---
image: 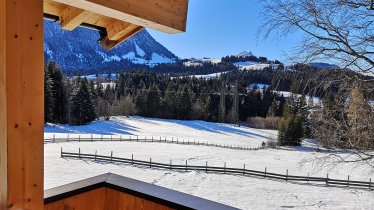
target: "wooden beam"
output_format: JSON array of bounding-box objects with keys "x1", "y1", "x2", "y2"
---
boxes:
[
  {"x1": 60, "y1": 6, "x2": 92, "y2": 30},
  {"x1": 51, "y1": 0, "x2": 189, "y2": 34},
  {"x1": 0, "y1": 0, "x2": 44, "y2": 209},
  {"x1": 100, "y1": 26, "x2": 143, "y2": 50},
  {"x1": 106, "y1": 20, "x2": 133, "y2": 41}
]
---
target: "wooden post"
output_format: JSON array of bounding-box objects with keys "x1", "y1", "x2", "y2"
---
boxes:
[
  {"x1": 0, "y1": 0, "x2": 44, "y2": 209},
  {"x1": 94, "y1": 151, "x2": 97, "y2": 161},
  {"x1": 307, "y1": 173, "x2": 309, "y2": 184},
  {"x1": 347, "y1": 175, "x2": 350, "y2": 187},
  {"x1": 286, "y1": 169, "x2": 289, "y2": 181},
  {"x1": 369, "y1": 178, "x2": 371, "y2": 190},
  {"x1": 185, "y1": 160, "x2": 187, "y2": 172},
  {"x1": 206, "y1": 161, "x2": 208, "y2": 173},
  {"x1": 150, "y1": 158, "x2": 152, "y2": 168},
  {"x1": 131, "y1": 154, "x2": 134, "y2": 165},
  {"x1": 79, "y1": 148, "x2": 81, "y2": 159},
  {"x1": 265, "y1": 167, "x2": 267, "y2": 178},
  {"x1": 326, "y1": 173, "x2": 329, "y2": 185},
  {"x1": 170, "y1": 160, "x2": 172, "y2": 170},
  {"x1": 243, "y1": 164, "x2": 245, "y2": 175},
  {"x1": 110, "y1": 151, "x2": 113, "y2": 162}
]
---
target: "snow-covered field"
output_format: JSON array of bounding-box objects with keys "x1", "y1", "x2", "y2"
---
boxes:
[{"x1": 45, "y1": 117, "x2": 374, "y2": 210}]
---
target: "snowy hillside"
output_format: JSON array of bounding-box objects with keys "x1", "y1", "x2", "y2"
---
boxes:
[
  {"x1": 44, "y1": 20, "x2": 177, "y2": 73},
  {"x1": 44, "y1": 117, "x2": 374, "y2": 210}
]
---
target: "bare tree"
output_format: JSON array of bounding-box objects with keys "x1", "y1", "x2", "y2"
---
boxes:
[
  {"x1": 258, "y1": 0, "x2": 374, "y2": 72},
  {"x1": 258, "y1": 0, "x2": 374, "y2": 169}
]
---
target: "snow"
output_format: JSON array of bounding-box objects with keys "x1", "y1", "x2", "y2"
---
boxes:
[
  {"x1": 235, "y1": 50, "x2": 254, "y2": 58},
  {"x1": 248, "y1": 83, "x2": 271, "y2": 89},
  {"x1": 44, "y1": 117, "x2": 374, "y2": 209},
  {"x1": 134, "y1": 41, "x2": 146, "y2": 57},
  {"x1": 275, "y1": 91, "x2": 321, "y2": 105},
  {"x1": 149, "y1": 53, "x2": 175, "y2": 65},
  {"x1": 234, "y1": 62, "x2": 278, "y2": 71}
]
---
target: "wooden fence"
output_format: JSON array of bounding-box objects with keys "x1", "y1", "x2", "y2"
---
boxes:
[
  {"x1": 61, "y1": 149, "x2": 373, "y2": 190},
  {"x1": 45, "y1": 134, "x2": 265, "y2": 151}
]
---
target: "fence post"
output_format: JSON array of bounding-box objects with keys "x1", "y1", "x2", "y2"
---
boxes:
[
  {"x1": 307, "y1": 173, "x2": 309, "y2": 184},
  {"x1": 150, "y1": 158, "x2": 152, "y2": 168},
  {"x1": 185, "y1": 160, "x2": 187, "y2": 172},
  {"x1": 206, "y1": 161, "x2": 208, "y2": 173},
  {"x1": 67, "y1": 134, "x2": 69, "y2": 142},
  {"x1": 94, "y1": 150, "x2": 97, "y2": 161},
  {"x1": 326, "y1": 174, "x2": 329, "y2": 185},
  {"x1": 265, "y1": 167, "x2": 267, "y2": 178},
  {"x1": 152, "y1": 136, "x2": 153, "y2": 142},
  {"x1": 369, "y1": 178, "x2": 371, "y2": 190},
  {"x1": 130, "y1": 136, "x2": 131, "y2": 141},
  {"x1": 137, "y1": 136, "x2": 139, "y2": 142},
  {"x1": 79, "y1": 148, "x2": 81, "y2": 159},
  {"x1": 347, "y1": 175, "x2": 350, "y2": 187},
  {"x1": 132, "y1": 154, "x2": 134, "y2": 165},
  {"x1": 170, "y1": 160, "x2": 172, "y2": 170},
  {"x1": 111, "y1": 151, "x2": 113, "y2": 162},
  {"x1": 243, "y1": 164, "x2": 245, "y2": 175},
  {"x1": 111, "y1": 135, "x2": 113, "y2": 141},
  {"x1": 79, "y1": 135, "x2": 81, "y2": 142},
  {"x1": 224, "y1": 162, "x2": 226, "y2": 174},
  {"x1": 53, "y1": 134, "x2": 55, "y2": 143},
  {"x1": 60, "y1": 147, "x2": 63, "y2": 158},
  {"x1": 286, "y1": 169, "x2": 288, "y2": 181},
  {"x1": 120, "y1": 135, "x2": 122, "y2": 141},
  {"x1": 91, "y1": 134, "x2": 93, "y2": 141},
  {"x1": 160, "y1": 136, "x2": 161, "y2": 142}
]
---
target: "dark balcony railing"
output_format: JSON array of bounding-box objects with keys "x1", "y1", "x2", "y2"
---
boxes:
[{"x1": 44, "y1": 173, "x2": 239, "y2": 210}]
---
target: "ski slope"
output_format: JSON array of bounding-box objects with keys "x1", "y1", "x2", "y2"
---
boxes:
[{"x1": 44, "y1": 117, "x2": 374, "y2": 210}]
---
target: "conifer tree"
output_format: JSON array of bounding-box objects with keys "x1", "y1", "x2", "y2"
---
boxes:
[
  {"x1": 44, "y1": 65, "x2": 54, "y2": 123},
  {"x1": 161, "y1": 82, "x2": 176, "y2": 118},
  {"x1": 71, "y1": 77, "x2": 96, "y2": 125},
  {"x1": 176, "y1": 85, "x2": 192, "y2": 120},
  {"x1": 230, "y1": 81, "x2": 239, "y2": 125},
  {"x1": 219, "y1": 83, "x2": 226, "y2": 123},
  {"x1": 146, "y1": 84, "x2": 161, "y2": 117}
]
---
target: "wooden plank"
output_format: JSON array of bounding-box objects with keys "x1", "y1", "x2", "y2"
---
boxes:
[
  {"x1": 0, "y1": 0, "x2": 7, "y2": 208},
  {"x1": 100, "y1": 26, "x2": 143, "y2": 50},
  {"x1": 106, "y1": 20, "x2": 133, "y2": 40},
  {"x1": 60, "y1": 6, "x2": 92, "y2": 30},
  {"x1": 0, "y1": 0, "x2": 44, "y2": 209},
  {"x1": 44, "y1": 188, "x2": 106, "y2": 210},
  {"x1": 51, "y1": 0, "x2": 189, "y2": 33}
]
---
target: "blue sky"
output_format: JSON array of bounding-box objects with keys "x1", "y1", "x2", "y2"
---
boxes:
[{"x1": 148, "y1": 0, "x2": 301, "y2": 61}]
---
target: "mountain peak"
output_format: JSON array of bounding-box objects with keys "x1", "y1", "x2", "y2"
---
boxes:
[{"x1": 235, "y1": 50, "x2": 254, "y2": 58}]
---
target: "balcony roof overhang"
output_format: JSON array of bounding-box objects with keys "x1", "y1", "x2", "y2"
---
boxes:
[{"x1": 43, "y1": 0, "x2": 189, "y2": 50}]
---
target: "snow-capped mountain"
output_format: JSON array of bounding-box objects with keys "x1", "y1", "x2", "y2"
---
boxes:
[
  {"x1": 235, "y1": 50, "x2": 254, "y2": 58},
  {"x1": 44, "y1": 20, "x2": 178, "y2": 73}
]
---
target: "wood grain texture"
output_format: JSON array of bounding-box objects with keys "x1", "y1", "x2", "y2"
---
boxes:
[
  {"x1": 44, "y1": 188, "x2": 175, "y2": 210},
  {"x1": 0, "y1": 0, "x2": 44, "y2": 209},
  {"x1": 51, "y1": 0, "x2": 188, "y2": 33}
]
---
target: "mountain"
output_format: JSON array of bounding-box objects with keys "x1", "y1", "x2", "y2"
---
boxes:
[
  {"x1": 44, "y1": 20, "x2": 178, "y2": 74},
  {"x1": 235, "y1": 50, "x2": 254, "y2": 58}
]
